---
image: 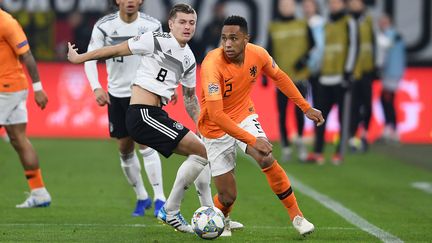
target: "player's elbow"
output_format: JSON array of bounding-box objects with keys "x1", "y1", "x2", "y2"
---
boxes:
[{"x1": 207, "y1": 111, "x2": 221, "y2": 123}]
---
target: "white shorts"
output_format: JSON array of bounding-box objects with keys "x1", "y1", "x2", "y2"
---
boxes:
[
  {"x1": 202, "y1": 114, "x2": 267, "y2": 177},
  {"x1": 0, "y1": 90, "x2": 28, "y2": 125}
]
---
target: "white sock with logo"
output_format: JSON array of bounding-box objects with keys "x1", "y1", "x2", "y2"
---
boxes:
[
  {"x1": 164, "y1": 155, "x2": 208, "y2": 213},
  {"x1": 194, "y1": 164, "x2": 214, "y2": 207},
  {"x1": 139, "y1": 147, "x2": 166, "y2": 201},
  {"x1": 120, "y1": 151, "x2": 148, "y2": 200}
]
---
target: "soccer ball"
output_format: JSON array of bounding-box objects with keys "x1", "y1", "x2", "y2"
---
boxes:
[{"x1": 191, "y1": 206, "x2": 225, "y2": 240}]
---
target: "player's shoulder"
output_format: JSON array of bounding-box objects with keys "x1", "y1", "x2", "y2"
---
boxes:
[
  {"x1": 246, "y1": 43, "x2": 268, "y2": 57},
  {"x1": 0, "y1": 10, "x2": 20, "y2": 29},
  {"x1": 138, "y1": 12, "x2": 161, "y2": 25},
  {"x1": 203, "y1": 47, "x2": 225, "y2": 66},
  {"x1": 95, "y1": 12, "x2": 118, "y2": 27}
]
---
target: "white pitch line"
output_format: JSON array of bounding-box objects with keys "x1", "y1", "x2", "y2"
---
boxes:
[
  {"x1": 239, "y1": 153, "x2": 404, "y2": 243},
  {"x1": 0, "y1": 223, "x2": 355, "y2": 231},
  {"x1": 411, "y1": 182, "x2": 432, "y2": 194}
]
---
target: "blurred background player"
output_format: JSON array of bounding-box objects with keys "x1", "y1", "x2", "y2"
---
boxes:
[
  {"x1": 302, "y1": 0, "x2": 325, "y2": 107},
  {"x1": 84, "y1": 0, "x2": 166, "y2": 217},
  {"x1": 377, "y1": 14, "x2": 406, "y2": 144},
  {"x1": 306, "y1": 0, "x2": 358, "y2": 164},
  {"x1": 347, "y1": 0, "x2": 377, "y2": 152},
  {"x1": 267, "y1": 0, "x2": 315, "y2": 162},
  {"x1": 199, "y1": 15, "x2": 324, "y2": 236},
  {"x1": 0, "y1": 7, "x2": 51, "y2": 208}
]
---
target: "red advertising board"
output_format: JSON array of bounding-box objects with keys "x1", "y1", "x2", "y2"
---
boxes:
[{"x1": 13, "y1": 63, "x2": 432, "y2": 143}]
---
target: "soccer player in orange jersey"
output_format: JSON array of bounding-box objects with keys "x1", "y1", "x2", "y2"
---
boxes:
[
  {"x1": 198, "y1": 15, "x2": 324, "y2": 236},
  {"x1": 0, "y1": 7, "x2": 51, "y2": 208}
]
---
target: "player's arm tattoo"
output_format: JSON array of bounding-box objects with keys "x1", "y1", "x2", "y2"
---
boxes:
[
  {"x1": 19, "y1": 50, "x2": 41, "y2": 84},
  {"x1": 183, "y1": 86, "x2": 200, "y2": 124}
]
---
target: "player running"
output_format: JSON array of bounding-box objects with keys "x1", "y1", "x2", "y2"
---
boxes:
[
  {"x1": 84, "y1": 0, "x2": 166, "y2": 217},
  {"x1": 0, "y1": 7, "x2": 51, "y2": 208},
  {"x1": 68, "y1": 3, "x2": 242, "y2": 234},
  {"x1": 199, "y1": 15, "x2": 324, "y2": 236}
]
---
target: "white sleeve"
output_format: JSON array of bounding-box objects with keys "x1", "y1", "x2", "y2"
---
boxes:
[
  {"x1": 181, "y1": 58, "x2": 196, "y2": 88},
  {"x1": 127, "y1": 32, "x2": 154, "y2": 55},
  {"x1": 156, "y1": 22, "x2": 163, "y2": 32},
  {"x1": 84, "y1": 25, "x2": 106, "y2": 91}
]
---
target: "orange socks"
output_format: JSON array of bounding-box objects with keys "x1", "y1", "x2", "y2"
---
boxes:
[
  {"x1": 213, "y1": 194, "x2": 233, "y2": 217},
  {"x1": 262, "y1": 160, "x2": 302, "y2": 220},
  {"x1": 25, "y1": 169, "x2": 45, "y2": 190}
]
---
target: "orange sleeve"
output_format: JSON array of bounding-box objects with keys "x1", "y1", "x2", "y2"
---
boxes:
[
  {"x1": 4, "y1": 18, "x2": 30, "y2": 55},
  {"x1": 260, "y1": 48, "x2": 311, "y2": 113},
  {"x1": 206, "y1": 100, "x2": 257, "y2": 146},
  {"x1": 201, "y1": 57, "x2": 257, "y2": 146}
]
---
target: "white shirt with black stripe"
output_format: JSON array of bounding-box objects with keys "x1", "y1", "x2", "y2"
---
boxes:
[{"x1": 128, "y1": 32, "x2": 196, "y2": 105}]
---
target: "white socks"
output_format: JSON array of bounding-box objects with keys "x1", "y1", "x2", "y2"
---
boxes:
[
  {"x1": 120, "y1": 151, "x2": 148, "y2": 200},
  {"x1": 139, "y1": 147, "x2": 166, "y2": 201},
  {"x1": 194, "y1": 164, "x2": 214, "y2": 207},
  {"x1": 164, "y1": 155, "x2": 208, "y2": 213}
]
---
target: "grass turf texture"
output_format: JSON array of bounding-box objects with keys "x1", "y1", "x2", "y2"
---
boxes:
[{"x1": 0, "y1": 138, "x2": 431, "y2": 242}]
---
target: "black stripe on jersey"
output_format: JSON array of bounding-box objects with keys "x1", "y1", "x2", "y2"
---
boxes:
[
  {"x1": 96, "y1": 13, "x2": 117, "y2": 26},
  {"x1": 97, "y1": 26, "x2": 109, "y2": 38},
  {"x1": 107, "y1": 36, "x2": 134, "y2": 45},
  {"x1": 184, "y1": 62, "x2": 196, "y2": 75},
  {"x1": 153, "y1": 37, "x2": 184, "y2": 80},
  {"x1": 277, "y1": 186, "x2": 293, "y2": 200}
]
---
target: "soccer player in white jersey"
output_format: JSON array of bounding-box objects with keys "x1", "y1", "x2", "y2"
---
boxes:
[
  {"x1": 84, "y1": 0, "x2": 166, "y2": 217},
  {"x1": 67, "y1": 4, "x2": 244, "y2": 234}
]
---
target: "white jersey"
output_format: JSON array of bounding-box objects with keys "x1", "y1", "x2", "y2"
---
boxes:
[
  {"x1": 86, "y1": 12, "x2": 161, "y2": 97},
  {"x1": 128, "y1": 32, "x2": 196, "y2": 105}
]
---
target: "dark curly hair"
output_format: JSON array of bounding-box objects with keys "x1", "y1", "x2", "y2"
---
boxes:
[{"x1": 223, "y1": 15, "x2": 248, "y2": 34}]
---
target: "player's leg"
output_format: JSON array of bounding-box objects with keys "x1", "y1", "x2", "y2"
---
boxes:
[
  {"x1": 307, "y1": 83, "x2": 331, "y2": 164},
  {"x1": 348, "y1": 80, "x2": 362, "y2": 152},
  {"x1": 333, "y1": 84, "x2": 347, "y2": 164},
  {"x1": 125, "y1": 105, "x2": 208, "y2": 233},
  {"x1": 247, "y1": 146, "x2": 314, "y2": 235},
  {"x1": 276, "y1": 89, "x2": 291, "y2": 162},
  {"x1": 359, "y1": 74, "x2": 373, "y2": 151},
  {"x1": 241, "y1": 114, "x2": 314, "y2": 236},
  {"x1": 203, "y1": 132, "x2": 240, "y2": 234},
  {"x1": 193, "y1": 164, "x2": 213, "y2": 207},
  {"x1": 109, "y1": 94, "x2": 150, "y2": 216},
  {"x1": 156, "y1": 131, "x2": 208, "y2": 233},
  {"x1": 138, "y1": 144, "x2": 166, "y2": 216},
  {"x1": 117, "y1": 137, "x2": 151, "y2": 216},
  {"x1": 294, "y1": 81, "x2": 308, "y2": 161},
  {"x1": 0, "y1": 90, "x2": 51, "y2": 208},
  {"x1": 6, "y1": 123, "x2": 52, "y2": 208}
]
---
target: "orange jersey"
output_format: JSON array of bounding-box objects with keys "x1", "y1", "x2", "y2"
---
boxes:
[
  {"x1": 0, "y1": 9, "x2": 30, "y2": 92},
  {"x1": 199, "y1": 43, "x2": 311, "y2": 145}
]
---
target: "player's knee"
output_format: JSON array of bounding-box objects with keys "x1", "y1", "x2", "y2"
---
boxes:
[
  {"x1": 117, "y1": 137, "x2": 134, "y2": 154},
  {"x1": 219, "y1": 192, "x2": 236, "y2": 207},
  {"x1": 7, "y1": 134, "x2": 26, "y2": 149},
  {"x1": 256, "y1": 154, "x2": 275, "y2": 169}
]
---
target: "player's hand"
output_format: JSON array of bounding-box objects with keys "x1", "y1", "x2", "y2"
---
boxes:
[
  {"x1": 93, "y1": 88, "x2": 110, "y2": 106},
  {"x1": 67, "y1": 42, "x2": 82, "y2": 64},
  {"x1": 305, "y1": 107, "x2": 325, "y2": 126},
  {"x1": 34, "y1": 90, "x2": 48, "y2": 110},
  {"x1": 171, "y1": 89, "x2": 178, "y2": 105},
  {"x1": 253, "y1": 137, "x2": 273, "y2": 156}
]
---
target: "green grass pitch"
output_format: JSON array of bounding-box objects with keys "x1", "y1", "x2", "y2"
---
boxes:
[{"x1": 1, "y1": 138, "x2": 431, "y2": 242}]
